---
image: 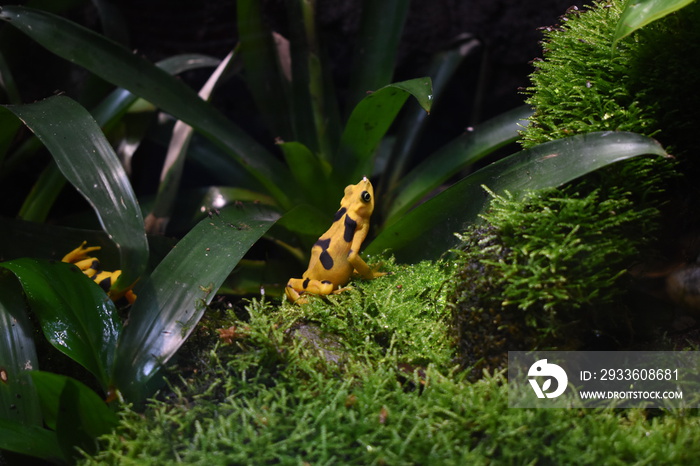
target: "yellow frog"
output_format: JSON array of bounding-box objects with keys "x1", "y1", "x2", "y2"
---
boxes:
[
  {"x1": 62, "y1": 241, "x2": 137, "y2": 304},
  {"x1": 286, "y1": 177, "x2": 385, "y2": 304}
]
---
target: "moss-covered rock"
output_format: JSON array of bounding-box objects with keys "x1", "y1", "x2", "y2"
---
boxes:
[
  {"x1": 521, "y1": 0, "x2": 700, "y2": 158},
  {"x1": 448, "y1": 0, "x2": 700, "y2": 376},
  {"x1": 448, "y1": 187, "x2": 657, "y2": 377}
]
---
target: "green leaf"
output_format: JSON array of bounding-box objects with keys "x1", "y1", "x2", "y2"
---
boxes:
[
  {"x1": 92, "y1": 0, "x2": 129, "y2": 45},
  {"x1": 0, "y1": 259, "x2": 122, "y2": 391},
  {"x1": 237, "y1": 0, "x2": 292, "y2": 140},
  {"x1": 613, "y1": 0, "x2": 696, "y2": 47},
  {"x1": 278, "y1": 141, "x2": 335, "y2": 210},
  {"x1": 0, "y1": 5, "x2": 293, "y2": 207},
  {"x1": 367, "y1": 131, "x2": 668, "y2": 262},
  {"x1": 347, "y1": 0, "x2": 411, "y2": 109},
  {"x1": 2, "y1": 96, "x2": 148, "y2": 291},
  {"x1": 17, "y1": 160, "x2": 66, "y2": 222},
  {"x1": 275, "y1": 203, "x2": 331, "y2": 240},
  {"x1": 0, "y1": 49, "x2": 21, "y2": 105},
  {"x1": 336, "y1": 77, "x2": 433, "y2": 184},
  {"x1": 295, "y1": 0, "x2": 343, "y2": 160},
  {"x1": 0, "y1": 107, "x2": 21, "y2": 167},
  {"x1": 0, "y1": 418, "x2": 63, "y2": 463},
  {"x1": 94, "y1": 53, "x2": 222, "y2": 129},
  {"x1": 7, "y1": 54, "x2": 219, "y2": 222},
  {"x1": 30, "y1": 371, "x2": 118, "y2": 459},
  {"x1": 385, "y1": 35, "x2": 482, "y2": 190},
  {"x1": 147, "y1": 51, "x2": 236, "y2": 235},
  {"x1": 385, "y1": 105, "x2": 532, "y2": 225},
  {"x1": 113, "y1": 204, "x2": 280, "y2": 401},
  {"x1": 0, "y1": 272, "x2": 41, "y2": 425}
]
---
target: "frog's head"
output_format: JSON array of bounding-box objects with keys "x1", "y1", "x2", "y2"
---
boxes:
[{"x1": 341, "y1": 176, "x2": 374, "y2": 219}]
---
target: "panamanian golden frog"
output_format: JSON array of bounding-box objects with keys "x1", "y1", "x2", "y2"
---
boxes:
[
  {"x1": 62, "y1": 241, "x2": 137, "y2": 304},
  {"x1": 286, "y1": 177, "x2": 385, "y2": 304}
]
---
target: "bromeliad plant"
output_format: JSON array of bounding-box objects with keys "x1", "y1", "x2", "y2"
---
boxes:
[{"x1": 0, "y1": 0, "x2": 683, "y2": 462}]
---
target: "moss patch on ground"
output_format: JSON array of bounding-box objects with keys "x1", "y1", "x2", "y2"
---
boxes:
[{"x1": 81, "y1": 260, "x2": 700, "y2": 465}]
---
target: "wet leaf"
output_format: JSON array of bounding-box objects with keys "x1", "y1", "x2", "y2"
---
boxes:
[
  {"x1": 113, "y1": 204, "x2": 280, "y2": 401},
  {"x1": 0, "y1": 272, "x2": 40, "y2": 425},
  {"x1": 0, "y1": 259, "x2": 121, "y2": 391}
]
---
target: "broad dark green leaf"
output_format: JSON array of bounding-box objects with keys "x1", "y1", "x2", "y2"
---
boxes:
[
  {"x1": 0, "y1": 259, "x2": 122, "y2": 391},
  {"x1": 0, "y1": 5, "x2": 293, "y2": 207},
  {"x1": 385, "y1": 105, "x2": 532, "y2": 225},
  {"x1": 94, "y1": 53, "x2": 221, "y2": 129},
  {"x1": 367, "y1": 131, "x2": 668, "y2": 262},
  {"x1": 336, "y1": 77, "x2": 433, "y2": 185},
  {"x1": 613, "y1": 0, "x2": 695, "y2": 47},
  {"x1": 0, "y1": 418, "x2": 63, "y2": 463},
  {"x1": 347, "y1": 0, "x2": 411, "y2": 109},
  {"x1": 30, "y1": 371, "x2": 118, "y2": 459},
  {"x1": 2, "y1": 96, "x2": 148, "y2": 291},
  {"x1": 0, "y1": 272, "x2": 41, "y2": 425},
  {"x1": 113, "y1": 204, "x2": 280, "y2": 401}
]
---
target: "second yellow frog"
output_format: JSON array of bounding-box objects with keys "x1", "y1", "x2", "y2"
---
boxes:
[{"x1": 286, "y1": 177, "x2": 385, "y2": 304}]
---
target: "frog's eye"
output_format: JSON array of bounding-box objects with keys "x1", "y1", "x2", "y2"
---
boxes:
[{"x1": 361, "y1": 191, "x2": 371, "y2": 203}]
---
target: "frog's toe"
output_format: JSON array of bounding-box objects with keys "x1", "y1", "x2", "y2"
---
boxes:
[{"x1": 331, "y1": 285, "x2": 353, "y2": 295}]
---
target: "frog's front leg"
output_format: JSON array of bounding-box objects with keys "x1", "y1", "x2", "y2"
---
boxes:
[
  {"x1": 348, "y1": 252, "x2": 386, "y2": 280},
  {"x1": 347, "y1": 226, "x2": 385, "y2": 280},
  {"x1": 286, "y1": 277, "x2": 336, "y2": 303}
]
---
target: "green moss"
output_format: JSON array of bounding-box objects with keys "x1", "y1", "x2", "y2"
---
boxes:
[
  {"x1": 481, "y1": 187, "x2": 656, "y2": 312},
  {"x1": 521, "y1": 0, "x2": 700, "y2": 159},
  {"x1": 446, "y1": 0, "x2": 700, "y2": 375},
  {"x1": 82, "y1": 262, "x2": 700, "y2": 464},
  {"x1": 448, "y1": 187, "x2": 657, "y2": 378},
  {"x1": 521, "y1": 1, "x2": 656, "y2": 148}
]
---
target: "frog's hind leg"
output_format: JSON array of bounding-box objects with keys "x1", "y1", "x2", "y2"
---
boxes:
[{"x1": 286, "y1": 277, "x2": 337, "y2": 304}]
